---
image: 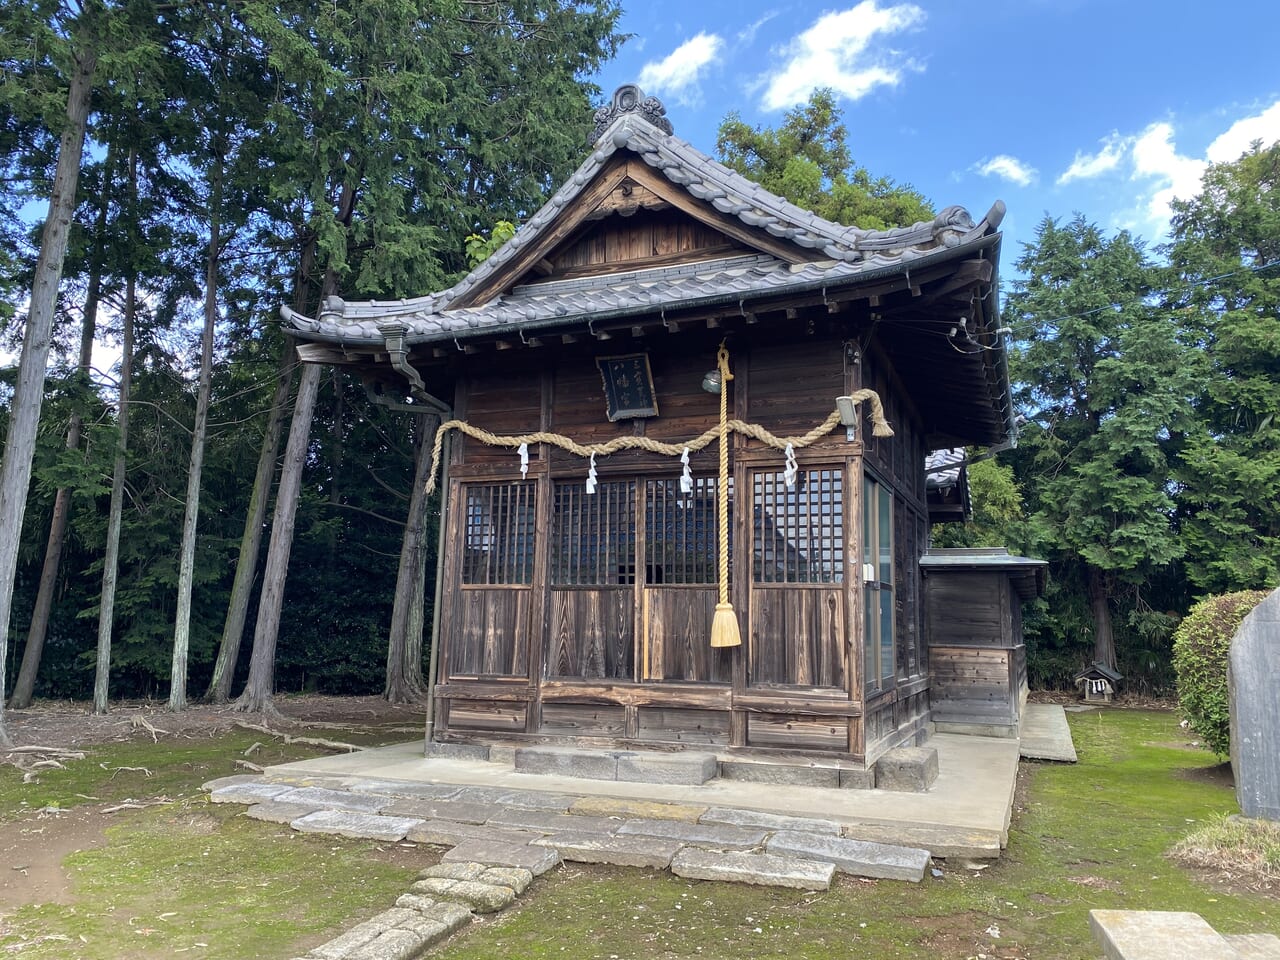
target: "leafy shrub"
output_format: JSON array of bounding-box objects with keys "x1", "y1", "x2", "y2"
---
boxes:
[{"x1": 1171, "y1": 590, "x2": 1269, "y2": 757}]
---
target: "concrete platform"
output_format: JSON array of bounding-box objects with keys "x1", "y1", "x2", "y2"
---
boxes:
[
  {"x1": 1019, "y1": 703, "x2": 1078, "y2": 762},
  {"x1": 263, "y1": 731, "x2": 1020, "y2": 858}
]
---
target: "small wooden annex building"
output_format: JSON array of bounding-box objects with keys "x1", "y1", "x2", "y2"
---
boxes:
[{"x1": 282, "y1": 86, "x2": 1017, "y2": 768}]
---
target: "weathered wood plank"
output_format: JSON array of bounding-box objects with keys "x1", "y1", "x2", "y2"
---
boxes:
[
  {"x1": 636, "y1": 707, "x2": 731, "y2": 745},
  {"x1": 644, "y1": 587, "x2": 731, "y2": 682},
  {"x1": 546, "y1": 587, "x2": 634, "y2": 680},
  {"x1": 449, "y1": 699, "x2": 528, "y2": 733},
  {"x1": 749, "y1": 587, "x2": 847, "y2": 688},
  {"x1": 539, "y1": 702, "x2": 627, "y2": 737},
  {"x1": 747, "y1": 713, "x2": 849, "y2": 752},
  {"x1": 448, "y1": 587, "x2": 530, "y2": 678}
]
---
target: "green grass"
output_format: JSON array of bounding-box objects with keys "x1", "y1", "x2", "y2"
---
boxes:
[
  {"x1": 0, "y1": 731, "x2": 433, "y2": 959},
  {"x1": 441, "y1": 709, "x2": 1277, "y2": 960},
  {"x1": 0, "y1": 732, "x2": 313, "y2": 820},
  {"x1": 1, "y1": 710, "x2": 1274, "y2": 960},
  {"x1": 2, "y1": 804, "x2": 428, "y2": 960}
]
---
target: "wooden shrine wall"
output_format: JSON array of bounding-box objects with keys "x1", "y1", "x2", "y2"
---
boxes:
[{"x1": 435, "y1": 328, "x2": 933, "y2": 763}]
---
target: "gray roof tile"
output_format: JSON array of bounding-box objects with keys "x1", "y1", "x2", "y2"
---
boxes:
[{"x1": 282, "y1": 90, "x2": 1003, "y2": 347}]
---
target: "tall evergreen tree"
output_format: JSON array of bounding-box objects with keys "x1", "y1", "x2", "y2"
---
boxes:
[
  {"x1": 0, "y1": 1, "x2": 102, "y2": 742},
  {"x1": 1006, "y1": 215, "x2": 1195, "y2": 670},
  {"x1": 1166, "y1": 142, "x2": 1280, "y2": 593}
]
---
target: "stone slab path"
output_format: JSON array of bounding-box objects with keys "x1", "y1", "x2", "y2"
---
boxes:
[
  {"x1": 1089, "y1": 910, "x2": 1280, "y2": 960},
  {"x1": 207, "y1": 770, "x2": 943, "y2": 958},
  {"x1": 1019, "y1": 703, "x2": 1078, "y2": 763}
]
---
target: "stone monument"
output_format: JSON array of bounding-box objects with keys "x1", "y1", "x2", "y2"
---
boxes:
[{"x1": 1228, "y1": 587, "x2": 1280, "y2": 820}]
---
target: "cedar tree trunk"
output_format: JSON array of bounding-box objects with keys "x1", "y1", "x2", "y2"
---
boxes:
[{"x1": 0, "y1": 48, "x2": 96, "y2": 744}]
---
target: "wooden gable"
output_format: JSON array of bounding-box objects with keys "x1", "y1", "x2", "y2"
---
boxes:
[{"x1": 451, "y1": 155, "x2": 811, "y2": 308}]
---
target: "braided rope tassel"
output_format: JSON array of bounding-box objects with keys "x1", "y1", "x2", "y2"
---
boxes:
[{"x1": 709, "y1": 341, "x2": 741, "y2": 649}]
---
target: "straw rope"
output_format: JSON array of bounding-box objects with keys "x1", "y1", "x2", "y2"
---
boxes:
[
  {"x1": 708, "y1": 342, "x2": 741, "y2": 646},
  {"x1": 715, "y1": 344, "x2": 732, "y2": 608},
  {"x1": 422, "y1": 388, "x2": 892, "y2": 496}
]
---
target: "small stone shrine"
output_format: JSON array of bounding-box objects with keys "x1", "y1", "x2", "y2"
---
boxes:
[{"x1": 1228, "y1": 587, "x2": 1280, "y2": 820}]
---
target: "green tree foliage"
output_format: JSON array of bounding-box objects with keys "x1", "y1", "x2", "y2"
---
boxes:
[
  {"x1": 1166, "y1": 143, "x2": 1280, "y2": 593},
  {"x1": 1006, "y1": 215, "x2": 1196, "y2": 672},
  {"x1": 930, "y1": 458, "x2": 1025, "y2": 550},
  {"x1": 715, "y1": 89, "x2": 933, "y2": 230},
  {"x1": 466, "y1": 221, "x2": 517, "y2": 269},
  {"x1": 1172, "y1": 590, "x2": 1268, "y2": 757},
  {"x1": 0, "y1": 0, "x2": 623, "y2": 707}
]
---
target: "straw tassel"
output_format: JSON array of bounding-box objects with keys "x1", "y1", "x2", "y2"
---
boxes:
[{"x1": 710, "y1": 341, "x2": 741, "y2": 649}]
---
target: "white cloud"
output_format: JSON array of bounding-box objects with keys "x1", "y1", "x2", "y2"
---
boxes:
[
  {"x1": 1057, "y1": 133, "x2": 1131, "y2": 185},
  {"x1": 760, "y1": 1, "x2": 925, "y2": 111},
  {"x1": 638, "y1": 32, "x2": 723, "y2": 105},
  {"x1": 1057, "y1": 100, "x2": 1280, "y2": 229},
  {"x1": 974, "y1": 155, "x2": 1038, "y2": 187},
  {"x1": 737, "y1": 9, "x2": 780, "y2": 46},
  {"x1": 1131, "y1": 121, "x2": 1209, "y2": 221},
  {"x1": 1206, "y1": 100, "x2": 1280, "y2": 163}
]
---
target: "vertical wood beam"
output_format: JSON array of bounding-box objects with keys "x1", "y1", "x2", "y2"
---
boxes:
[{"x1": 526, "y1": 370, "x2": 554, "y2": 733}]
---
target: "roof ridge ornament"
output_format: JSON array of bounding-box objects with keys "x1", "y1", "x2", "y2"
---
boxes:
[{"x1": 588, "y1": 84, "x2": 673, "y2": 145}]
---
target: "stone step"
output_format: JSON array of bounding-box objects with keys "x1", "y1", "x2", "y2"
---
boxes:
[
  {"x1": 405, "y1": 819, "x2": 543, "y2": 847},
  {"x1": 513, "y1": 746, "x2": 717, "y2": 784},
  {"x1": 615, "y1": 818, "x2": 767, "y2": 851},
  {"x1": 532, "y1": 831, "x2": 684, "y2": 869},
  {"x1": 486, "y1": 809, "x2": 620, "y2": 836},
  {"x1": 243, "y1": 800, "x2": 324, "y2": 824},
  {"x1": 420, "y1": 861, "x2": 534, "y2": 895},
  {"x1": 342, "y1": 779, "x2": 465, "y2": 802},
  {"x1": 1089, "y1": 910, "x2": 1242, "y2": 960},
  {"x1": 699, "y1": 807, "x2": 841, "y2": 836},
  {"x1": 671, "y1": 848, "x2": 834, "y2": 890},
  {"x1": 209, "y1": 780, "x2": 296, "y2": 805},
  {"x1": 873, "y1": 746, "x2": 939, "y2": 792},
  {"x1": 1225, "y1": 934, "x2": 1280, "y2": 960},
  {"x1": 617, "y1": 751, "x2": 717, "y2": 785},
  {"x1": 274, "y1": 786, "x2": 388, "y2": 814},
  {"x1": 290, "y1": 810, "x2": 424, "y2": 842},
  {"x1": 307, "y1": 900, "x2": 470, "y2": 960},
  {"x1": 451, "y1": 786, "x2": 576, "y2": 812},
  {"x1": 841, "y1": 821, "x2": 1003, "y2": 860},
  {"x1": 380, "y1": 797, "x2": 503, "y2": 825},
  {"x1": 765, "y1": 830, "x2": 931, "y2": 882},
  {"x1": 568, "y1": 795, "x2": 705, "y2": 822},
  {"x1": 410, "y1": 877, "x2": 516, "y2": 913},
  {"x1": 442, "y1": 838, "x2": 561, "y2": 875}
]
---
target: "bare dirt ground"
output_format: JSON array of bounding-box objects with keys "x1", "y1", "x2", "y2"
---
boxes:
[
  {"x1": 0, "y1": 805, "x2": 109, "y2": 909},
  {"x1": 2, "y1": 695, "x2": 426, "y2": 751}
]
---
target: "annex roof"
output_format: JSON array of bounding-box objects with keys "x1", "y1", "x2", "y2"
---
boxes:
[
  {"x1": 920, "y1": 548, "x2": 1048, "y2": 601},
  {"x1": 281, "y1": 84, "x2": 1005, "y2": 347}
]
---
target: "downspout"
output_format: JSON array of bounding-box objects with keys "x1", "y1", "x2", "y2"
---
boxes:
[
  {"x1": 423, "y1": 432, "x2": 450, "y2": 752},
  {"x1": 378, "y1": 320, "x2": 451, "y2": 417},
  {"x1": 375, "y1": 320, "x2": 453, "y2": 751}
]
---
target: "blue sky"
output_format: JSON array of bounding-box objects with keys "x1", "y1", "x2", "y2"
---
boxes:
[{"x1": 591, "y1": 0, "x2": 1280, "y2": 268}]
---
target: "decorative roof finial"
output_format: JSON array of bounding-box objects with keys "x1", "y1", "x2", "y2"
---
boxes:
[{"x1": 588, "y1": 84, "x2": 673, "y2": 145}]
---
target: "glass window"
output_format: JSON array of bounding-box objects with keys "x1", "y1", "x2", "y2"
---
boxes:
[
  {"x1": 460, "y1": 482, "x2": 536, "y2": 585},
  {"x1": 645, "y1": 477, "x2": 729, "y2": 585},
  {"x1": 551, "y1": 480, "x2": 636, "y2": 585},
  {"x1": 753, "y1": 469, "x2": 843, "y2": 584},
  {"x1": 863, "y1": 475, "x2": 895, "y2": 691}
]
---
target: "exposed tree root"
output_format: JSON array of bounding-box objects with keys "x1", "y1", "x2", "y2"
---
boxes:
[{"x1": 232, "y1": 721, "x2": 362, "y2": 753}]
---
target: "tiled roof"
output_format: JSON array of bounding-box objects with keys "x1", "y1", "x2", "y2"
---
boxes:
[
  {"x1": 925, "y1": 448, "x2": 967, "y2": 490},
  {"x1": 282, "y1": 86, "x2": 1004, "y2": 347}
]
